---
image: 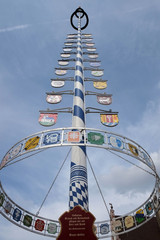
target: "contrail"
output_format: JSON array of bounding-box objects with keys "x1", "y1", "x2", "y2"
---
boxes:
[{"x1": 0, "y1": 24, "x2": 30, "y2": 33}]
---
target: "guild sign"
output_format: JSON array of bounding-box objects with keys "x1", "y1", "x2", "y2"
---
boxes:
[
  {"x1": 128, "y1": 143, "x2": 139, "y2": 157},
  {"x1": 23, "y1": 215, "x2": 32, "y2": 227},
  {"x1": 84, "y1": 38, "x2": 92, "y2": 42},
  {"x1": 88, "y1": 54, "x2": 98, "y2": 59},
  {"x1": 55, "y1": 70, "x2": 67, "y2": 76},
  {"x1": 145, "y1": 201, "x2": 153, "y2": 215},
  {"x1": 47, "y1": 223, "x2": 57, "y2": 234},
  {"x1": 63, "y1": 48, "x2": 72, "y2": 52},
  {"x1": 124, "y1": 216, "x2": 134, "y2": 229},
  {"x1": 57, "y1": 206, "x2": 98, "y2": 240},
  {"x1": 35, "y1": 219, "x2": 45, "y2": 231},
  {"x1": 39, "y1": 113, "x2": 58, "y2": 127},
  {"x1": 13, "y1": 208, "x2": 22, "y2": 222},
  {"x1": 86, "y1": 43, "x2": 94, "y2": 47},
  {"x1": 93, "y1": 82, "x2": 107, "y2": 90},
  {"x1": 135, "y1": 209, "x2": 145, "y2": 224},
  {"x1": 58, "y1": 61, "x2": 69, "y2": 66},
  {"x1": 97, "y1": 95, "x2": 112, "y2": 105},
  {"x1": 4, "y1": 201, "x2": 12, "y2": 214},
  {"x1": 87, "y1": 48, "x2": 96, "y2": 52},
  {"x1": 0, "y1": 193, "x2": 5, "y2": 206},
  {"x1": 65, "y1": 43, "x2": 73, "y2": 46},
  {"x1": 24, "y1": 136, "x2": 40, "y2": 151},
  {"x1": 0, "y1": 153, "x2": 10, "y2": 169},
  {"x1": 46, "y1": 94, "x2": 62, "y2": 104},
  {"x1": 112, "y1": 219, "x2": 122, "y2": 233},
  {"x1": 90, "y1": 62, "x2": 101, "y2": 67},
  {"x1": 51, "y1": 80, "x2": 65, "y2": 88},
  {"x1": 100, "y1": 114, "x2": 119, "y2": 127},
  {"x1": 61, "y1": 53, "x2": 71, "y2": 58},
  {"x1": 109, "y1": 136, "x2": 124, "y2": 150},
  {"x1": 88, "y1": 132, "x2": 104, "y2": 145},
  {"x1": 91, "y1": 71, "x2": 104, "y2": 77},
  {"x1": 100, "y1": 223, "x2": 110, "y2": 234},
  {"x1": 43, "y1": 132, "x2": 60, "y2": 145},
  {"x1": 84, "y1": 34, "x2": 92, "y2": 37},
  {"x1": 68, "y1": 131, "x2": 80, "y2": 142},
  {"x1": 68, "y1": 34, "x2": 76, "y2": 38},
  {"x1": 10, "y1": 143, "x2": 22, "y2": 158}
]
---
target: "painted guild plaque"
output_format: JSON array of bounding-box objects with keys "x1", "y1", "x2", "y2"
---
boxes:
[
  {"x1": 51, "y1": 80, "x2": 65, "y2": 88},
  {"x1": 100, "y1": 114, "x2": 119, "y2": 127},
  {"x1": 24, "y1": 136, "x2": 40, "y2": 151},
  {"x1": 46, "y1": 94, "x2": 62, "y2": 104},
  {"x1": 135, "y1": 209, "x2": 145, "y2": 224},
  {"x1": 97, "y1": 95, "x2": 112, "y2": 105},
  {"x1": 128, "y1": 143, "x2": 139, "y2": 157},
  {"x1": 91, "y1": 71, "x2": 104, "y2": 77},
  {"x1": 63, "y1": 48, "x2": 72, "y2": 52},
  {"x1": 89, "y1": 54, "x2": 98, "y2": 59},
  {"x1": 57, "y1": 206, "x2": 97, "y2": 240},
  {"x1": 125, "y1": 216, "x2": 134, "y2": 229},
  {"x1": 90, "y1": 62, "x2": 101, "y2": 67},
  {"x1": 87, "y1": 48, "x2": 96, "y2": 52},
  {"x1": 58, "y1": 61, "x2": 69, "y2": 66},
  {"x1": 68, "y1": 34, "x2": 76, "y2": 38},
  {"x1": 55, "y1": 69, "x2": 67, "y2": 76},
  {"x1": 35, "y1": 219, "x2": 45, "y2": 231},
  {"x1": 39, "y1": 113, "x2": 58, "y2": 127},
  {"x1": 84, "y1": 34, "x2": 92, "y2": 37},
  {"x1": 61, "y1": 53, "x2": 71, "y2": 58},
  {"x1": 86, "y1": 43, "x2": 94, "y2": 47},
  {"x1": 84, "y1": 38, "x2": 92, "y2": 41},
  {"x1": 65, "y1": 43, "x2": 73, "y2": 46},
  {"x1": 67, "y1": 131, "x2": 80, "y2": 142},
  {"x1": 93, "y1": 81, "x2": 107, "y2": 90}
]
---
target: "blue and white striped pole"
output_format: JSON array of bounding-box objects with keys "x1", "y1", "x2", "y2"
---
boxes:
[{"x1": 69, "y1": 16, "x2": 89, "y2": 211}]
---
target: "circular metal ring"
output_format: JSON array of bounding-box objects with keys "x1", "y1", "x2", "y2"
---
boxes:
[
  {"x1": 70, "y1": 7, "x2": 89, "y2": 30},
  {"x1": 0, "y1": 127, "x2": 160, "y2": 238}
]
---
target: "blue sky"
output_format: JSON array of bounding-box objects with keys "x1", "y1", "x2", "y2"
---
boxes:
[{"x1": 0, "y1": 0, "x2": 160, "y2": 239}]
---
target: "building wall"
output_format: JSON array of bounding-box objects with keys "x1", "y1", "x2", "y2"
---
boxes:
[{"x1": 120, "y1": 217, "x2": 160, "y2": 240}]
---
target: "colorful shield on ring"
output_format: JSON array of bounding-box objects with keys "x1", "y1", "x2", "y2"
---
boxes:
[
  {"x1": 24, "y1": 136, "x2": 40, "y2": 151},
  {"x1": 128, "y1": 143, "x2": 139, "y2": 157},
  {"x1": 109, "y1": 136, "x2": 123, "y2": 150},
  {"x1": 43, "y1": 132, "x2": 60, "y2": 145}
]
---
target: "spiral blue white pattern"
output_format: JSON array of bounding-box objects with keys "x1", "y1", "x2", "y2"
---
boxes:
[{"x1": 69, "y1": 19, "x2": 88, "y2": 211}]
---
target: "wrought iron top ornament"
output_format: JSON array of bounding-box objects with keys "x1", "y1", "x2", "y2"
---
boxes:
[{"x1": 70, "y1": 7, "x2": 89, "y2": 30}]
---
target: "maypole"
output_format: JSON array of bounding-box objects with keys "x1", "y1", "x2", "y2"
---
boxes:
[
  {"x1": 0, "y1": 6, "x2": 160, "y2": 240},
  {"x1": 69, "y1": 10, "x2": 88, "y2": 211}
]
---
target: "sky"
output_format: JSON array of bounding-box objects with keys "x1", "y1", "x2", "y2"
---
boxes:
[{"x1": 0, "y1": 0, "x2": 160, "y2": 239}]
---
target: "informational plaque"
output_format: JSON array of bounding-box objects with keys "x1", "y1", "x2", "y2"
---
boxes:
[{"x1": 57, "y1": 206, "x2": 97, "y2": 240}]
